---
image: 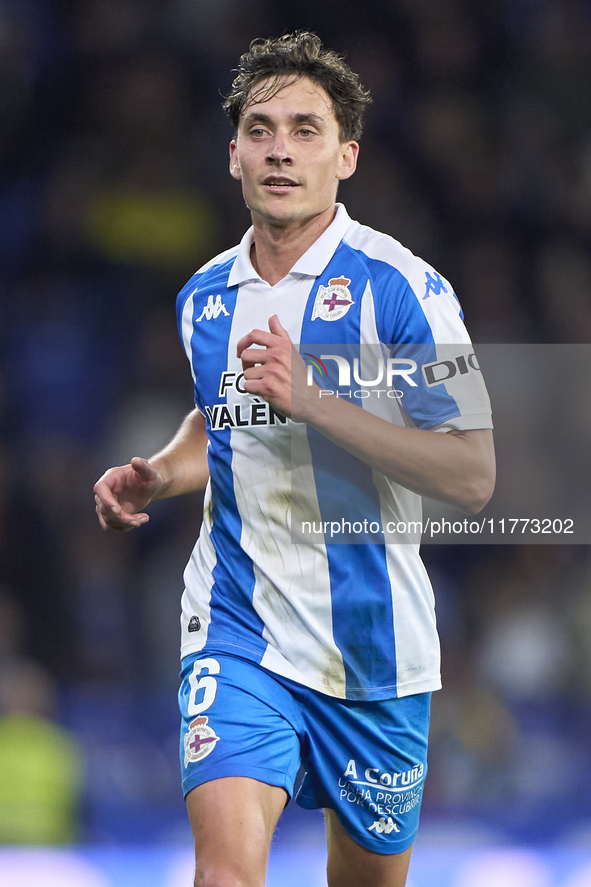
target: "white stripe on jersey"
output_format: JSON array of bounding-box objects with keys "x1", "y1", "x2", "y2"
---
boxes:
[
  {"x1": 226, "y1": 269, "x2": 347, "y2": 697},
  {"x1": 181, "y1": 484, "x2": 217, "y2": 647}
]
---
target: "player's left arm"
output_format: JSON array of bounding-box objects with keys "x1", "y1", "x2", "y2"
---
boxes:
[{"x1": 237, "y1": 316, "x2": 495, "y2": 515}]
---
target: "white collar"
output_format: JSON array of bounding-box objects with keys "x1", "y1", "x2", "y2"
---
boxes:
[{"x1": 227, "y1": 204, "x2": 353, "y2": 287}]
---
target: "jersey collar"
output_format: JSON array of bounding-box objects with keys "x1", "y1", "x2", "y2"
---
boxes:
[{"x1": 227, "y1": 204, "x2": 353, "y2": 287}]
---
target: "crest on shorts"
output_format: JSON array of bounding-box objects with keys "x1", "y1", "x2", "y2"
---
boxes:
[
  {"x1": 184, "y1": 716, "x2": 220, "y2": 767},
  {"x1": 312, "y1": 276, "x2": 354, "y2": 321}
]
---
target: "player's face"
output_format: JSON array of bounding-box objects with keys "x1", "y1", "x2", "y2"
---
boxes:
[{"x1": 229, "y1": 76, "x2": 358, "y2": 229}]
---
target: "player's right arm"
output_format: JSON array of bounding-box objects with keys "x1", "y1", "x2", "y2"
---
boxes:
[{"x1": 94, "y1": 408, "x2": 209, "y2": 532}]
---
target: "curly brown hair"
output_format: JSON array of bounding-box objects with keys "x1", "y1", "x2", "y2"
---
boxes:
[{"x1": 222, "y1": 32, "x2": 372, "y2": 142}]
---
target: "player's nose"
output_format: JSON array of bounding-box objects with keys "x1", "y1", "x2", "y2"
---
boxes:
[{"x1": 266, "y1": 132, "x2": 292, "y2": 163}]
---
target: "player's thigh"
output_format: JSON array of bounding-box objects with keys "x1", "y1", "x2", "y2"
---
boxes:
[
  {"x1": 187, "y1": 776, "x2": 287, "y2": 887},
  {"x1": 179, "y1": 651, "x2": 302, "y2": 800},
  {"x1": 325, "y1": 808, "x2": 413, "y2": 887}
]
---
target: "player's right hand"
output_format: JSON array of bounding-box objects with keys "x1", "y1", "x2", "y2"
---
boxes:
[{"x1": 93, "y1": 456, "x2": 163, "y2": 532}]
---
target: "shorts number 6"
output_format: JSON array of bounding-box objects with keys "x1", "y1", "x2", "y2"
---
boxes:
[{"x1": 188, "y1": 657, "x2": 221, "y2": 715}]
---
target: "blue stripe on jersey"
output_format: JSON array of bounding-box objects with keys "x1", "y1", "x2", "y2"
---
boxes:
[
  {"x1": 205, "y1": 437, "x2": 267, "y2": 655},
  {"x1": 305, "y1": 426, "x2": 384, "y2": 545},
  {"x1": 179, "y1": 258, "x2": 267, "y2": 657},
  {"x1": 176, "y1": 257, "x2": 239, "y2": 413},
  {"x1": 325, "y1": 542, "x2": 397, "y2": 697},
  {"x1": 306, "y1": 426, "x2": 397, "y2": 696},
  {"x1": 300, "y1": 245, "x2": 397, "y2": 697},
  {"x1": 347, "y1": 247, "x2": 463, "y2": 429}
]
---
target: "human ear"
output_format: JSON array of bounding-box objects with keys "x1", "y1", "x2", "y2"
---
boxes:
[
  {"x1": 336, "y1": 141, "x2": 359, "y2": 181},
  {"x1": 229, "y1": 140, "x2": 242, "y2": 180}
]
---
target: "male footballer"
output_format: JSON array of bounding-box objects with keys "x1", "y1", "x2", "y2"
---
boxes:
[{"x1": 94, "y1": 31, "x2": 495, "y2": 887}]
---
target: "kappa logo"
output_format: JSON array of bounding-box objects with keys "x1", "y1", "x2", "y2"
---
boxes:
[
  {"x1": 184, "y1": 715, "x2": 220, "y2": 767},
  {"x1": 312, "y1": 276, "x2": 355, "y2": 321},
  {"x1": 368, "y1": 816, "x2": 400, "y2": 835},
  {"x1": 196, "y1": 294, "x2": 230, "y2": 322},
  {"x1": 423, "y1": 271, "x2": 448, "y2": 299}
]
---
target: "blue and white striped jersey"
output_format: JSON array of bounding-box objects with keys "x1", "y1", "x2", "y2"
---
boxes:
[{"x1": 176, "y1": 205, "x2": 492, "y2": 700}]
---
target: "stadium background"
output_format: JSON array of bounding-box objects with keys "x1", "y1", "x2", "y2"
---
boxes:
[{"x1": 2, "y1": 0, "x2": 591, "y2": 884}]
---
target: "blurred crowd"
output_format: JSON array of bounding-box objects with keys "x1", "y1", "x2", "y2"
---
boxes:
[{"x1": 1, "y1": 0, "x2": 591, "y2": 845}]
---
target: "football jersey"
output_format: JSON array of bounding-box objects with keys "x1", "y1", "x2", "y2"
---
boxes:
[{"x1": 176, "y1": 204, "x2": 492, "y2": 701}]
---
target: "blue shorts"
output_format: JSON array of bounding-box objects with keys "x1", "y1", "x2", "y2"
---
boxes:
[{"x1": 178, "y1": 649, "x2": 431, "y2": 854}]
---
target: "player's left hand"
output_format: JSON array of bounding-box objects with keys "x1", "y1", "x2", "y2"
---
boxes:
[{"x1": 236, "y1": 315, "x2": 314, "y2": 420}]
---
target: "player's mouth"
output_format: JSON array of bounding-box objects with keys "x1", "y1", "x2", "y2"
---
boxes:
[{"x1": 262, "y1": 176, "x2": 300, "y2": 193}]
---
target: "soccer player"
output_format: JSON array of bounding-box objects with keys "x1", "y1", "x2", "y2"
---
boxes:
[{"x1": 94, "y1": 32, "x2": 495, "y2": 887}]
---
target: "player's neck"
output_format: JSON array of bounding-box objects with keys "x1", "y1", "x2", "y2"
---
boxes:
[{"x1": 250, "y1": 206, "x2": 336, "y2": 286}]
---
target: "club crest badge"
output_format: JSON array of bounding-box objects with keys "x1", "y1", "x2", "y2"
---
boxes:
[
  {"x1": 184, "y1": 716, "x2": 220, "y2": 767},
  {"x1": 311, "y1": 276, "x2": 354, "y2": 321}
]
